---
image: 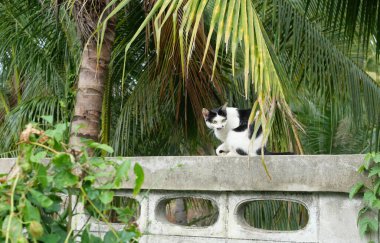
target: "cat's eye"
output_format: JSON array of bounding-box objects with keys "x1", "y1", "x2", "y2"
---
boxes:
[
  {"x1": 222, "y1": 119, "x2": 227, "y2": 122},
  {"x1": 212, "y1": 121, "x2": 217, "y2": 124}
]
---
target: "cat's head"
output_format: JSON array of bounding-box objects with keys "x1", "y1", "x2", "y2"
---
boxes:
[{"x1": 202, "y1": 103, "x2": 228, "y2": 130}]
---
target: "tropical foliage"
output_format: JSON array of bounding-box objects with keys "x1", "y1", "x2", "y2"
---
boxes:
[
  {"x1": 0, "y1": 119, "x2": 143, "y2": 242},
  {"x1": 350, "y1": 152, "x2": 380, "y2": 239},
  {"x1": 1, "y1": 0, "x2": 380, "y2": 238},
  {"x1": 0, "y1": 0, "x2": 380, "y2": 156},
  {"x1": 0, "y1": 0, "x2": 379, "y2": 157}
]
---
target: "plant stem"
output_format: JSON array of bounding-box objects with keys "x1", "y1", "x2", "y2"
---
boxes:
[
  {"x1": 27, "y1": 141, "x2": 59, "y2": 154},
  {"x1": 64, "y1": 227, "x2": 73, "y2": 243},
  {"x1": 67, "y1": 192, "x2": 72, "y2": 233},
  {"x1": 80, "y1": 187, "x2": 120, "y2": 240},
  {"x1": 5, "y1": 173, "x2": 20, "y2": 243},
  {"x1": 72, "y1": 215, "x2": 92, "y2": 239}
]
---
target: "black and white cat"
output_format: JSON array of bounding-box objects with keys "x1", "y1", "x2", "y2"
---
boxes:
[{"x1": 202, "y1": 103, "x2": 264, "y2": 156}]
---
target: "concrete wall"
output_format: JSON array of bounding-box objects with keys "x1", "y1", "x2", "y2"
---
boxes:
[{"x1": 0, "y1": 155, "x2": 369, "y2": 242}]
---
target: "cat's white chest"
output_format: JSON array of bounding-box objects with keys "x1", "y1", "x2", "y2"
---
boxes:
[{"x1": 214, "y1": 128, "x2": 228, "y2": 141}]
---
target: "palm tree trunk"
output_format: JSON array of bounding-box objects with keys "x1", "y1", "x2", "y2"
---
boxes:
[{"x1": 69, "y1": 19, "x2": 115, "y2": 151}]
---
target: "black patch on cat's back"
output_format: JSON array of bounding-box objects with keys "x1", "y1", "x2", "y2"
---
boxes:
[
  {"x1": 233, "y1": 125, "x2": 247, "y2": 132},
  {"x1": 236, "y1": 148, "x2": 248, "y2": 155},
  {"x1": 248, "y1": 123, "x2": 262, "y2": 139},
  {"x1": 232, "y1": 109, "x2": 251, "y2": 132}
]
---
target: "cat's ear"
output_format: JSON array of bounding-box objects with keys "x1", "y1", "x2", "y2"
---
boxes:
[
  {"x1": 202, "y1": 108, "x2": 209, "y2": 119},
  {"x1": 221, "y1": 102, "x2": 228, "y2": 111}
]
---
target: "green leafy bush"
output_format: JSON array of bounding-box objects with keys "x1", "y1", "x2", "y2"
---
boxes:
[
  {"x1": 350, "y1": 152, "x2": 380, "y2": 242},
  {"x1": 0, "y1": 118, "x2": 144, "y2": 242}
]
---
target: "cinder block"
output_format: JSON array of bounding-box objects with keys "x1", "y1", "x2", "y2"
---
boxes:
[{"x1": 319, "y1": 193, "x2": 367, "y2": 243}]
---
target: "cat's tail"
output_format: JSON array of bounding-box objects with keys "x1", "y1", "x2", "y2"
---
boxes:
[
  {"x1": 264, "y1": 151, "x2": 294, "y2": 155},
  {"x1": 254, "y1": 148, "x2": 294, "y2": 155}
]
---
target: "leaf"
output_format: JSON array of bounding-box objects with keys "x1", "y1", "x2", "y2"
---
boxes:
[
  {"x1": 0, "y1": 203, "x2": 10, "y2": 216},
  {"x1": 54, "y1": 171, "x2": 78, "y2": 188},
  {"x1": 40, "y1": 234, "x2": 61, "y2": 243},
  {"x1": 364, "y1": 153, "x2": 373, "y2": 169},
  {"x1": 54, "y1": 123, "x2": 68, "y2": 134},
  {"x1": 118, "y1": 230, "x2": 137, "y2": 242},
  {"x1": 372, "y1": 200, "x2": 380, "y2": 210},
  {"x1": 363, "y1": 191, "x2": 377, "y2": 206},
  {"x1": 29, "y1": 189, "x2": 53, "y2": 208},
  {"x1": 36, "y1": 166, "x2": 48, "y2": 188},
  {"x1": 1, "y1": 216, "x2": 22, "y2": 242},
  {"x1": 359, "y1": 217, "x2": 378, "y2": 237},
  {"x1": 103, "y1": 231, "x2": 118, "y2": 243},
  {"x1": 52, "y1": 153, "x2": 73, "y2": 170},
  {"x1": 133, "y1": 163, "x2": 144, "y2": 196},
  {"x1": 349, "y1": 182, "x2": 364, "y2": 199},
  {"x1": 23, "y1": 200, "x2": 41, "y2": 222},
  {"x1": 40, "y1": 115, "x2": 53, "y2": 124},
  {"x1": 103, "y1": 230, "x2": 136, "y2": 243},
  {"x1": 98, "y1": 191, "x2": 114, "y2": 205},
  {"x1": 89, "y1": 157, "x2": 107, "y2": 169},
  {"x1": 365, "y1": 153, "x2": 373, "y2": 163},
  {"x1": 358, "y1": 165, "x2": 366, "y2": 173},
  {"x1": 368, "y1": 165, "x2": 380, "y2": 177},
  {"x1": 357, "y1": 207, "x2": 369, "y2": 223},
  {"x1": 114, "y1": 160, "x2": 131, "y2": 188},
  {"x1": 84, "y1": 175, "x2": 96, "y2": 183},
  {"x1": 112, "y1": 207, "x2": 134, "y2": 224},
  {"x1": 44, "y1": 123, "x2": 68, "y2": 142},
  {"x1": 375, "y1": 181, "x2": 380, "y2": 196},
  {"x1": 45, "y1": 198, "x2": 62, "y2": 213},
  {"x1": 30, "y1": 151, "x2": 47, "y2": 163},
  {"x1": 88, "y1": 142, "x2": 114, "y2": 154},
  {"x1": 86, "y1": 188, "x2": 99, "y2": 201},
  {"x1": 82, "y1": 228, "x2": 102, "y2": 243},
  {"x1": 359, "y1": 218, "x2": 369, "y2": 237},
  {"x1": 374, "y1": 154, "x2": 380, "y2": 163}
]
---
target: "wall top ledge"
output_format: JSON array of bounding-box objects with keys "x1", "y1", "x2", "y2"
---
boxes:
[{"x1": 0, "y1": 155, "x2": 367, "y2": 193}]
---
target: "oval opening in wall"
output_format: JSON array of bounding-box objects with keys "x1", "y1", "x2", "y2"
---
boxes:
[
  {"x1": 87, "y1": 196, "x2": 141, "y2": 224},
  {"x1": 156, "y1": 197, "x2": 219, "y2": 227},
  {"x1": 238, "y1": 200, "x2": 309, "y2": 231}
]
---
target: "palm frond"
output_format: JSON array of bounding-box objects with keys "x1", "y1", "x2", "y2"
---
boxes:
[
  {"x1": 102, "y1": 0, "x2": 303, "y2": 156},
  {"x1": 108, "y1": 0, "x2": 225, "y2": 155},
  {"x1": 0, "y1": 96, "x2": 64, "y2": 153},
  {"x1": 303, "y1": 0, "x2": 380, "y2": 58},
  {"x1": 262, "y1": 0, "x2": 380, "y2": 151},
  {"x1": 0, "y1": 0, "x2": 81, "y2": 154}
]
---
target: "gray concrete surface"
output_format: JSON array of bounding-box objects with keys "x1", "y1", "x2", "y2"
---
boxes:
[
  {"x1": 0, "y1": 156, "x2": 370, "y2": 242},
  {"x1": 111, "y1": 155, "x2": 368, "y2": 193}
]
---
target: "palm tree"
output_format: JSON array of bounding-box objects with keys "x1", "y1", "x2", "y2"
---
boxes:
[
  {"x1": 0, "y1": 0, "x2": 81, "y2": 155},
  {"x1": 1, "y1": 0, "x2": 379, "y2": 233},
  {"x1": 1, "y1": 0, "x2": 379, "y2": 156},
  {"x1": 68, "y1": 1, "x2": 116, "y2": 151},
  {"x1": 0, "y1": 0, "x2": 118, "y2": 154},
  {"x1": 104, "y1": 0, "x2": 380, "y2": 155}
]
